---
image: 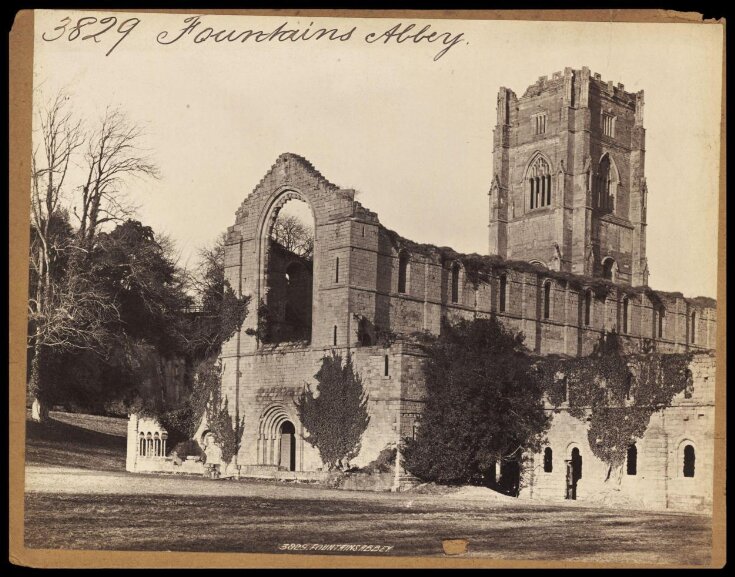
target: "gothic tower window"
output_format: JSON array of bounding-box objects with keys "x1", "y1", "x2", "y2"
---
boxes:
[
  {"x1": 527, "y1": 155, "x2": 552, "y2": 209},
  {"x1": 595, "y1": 154, "x2": 618, "y2": 214}
]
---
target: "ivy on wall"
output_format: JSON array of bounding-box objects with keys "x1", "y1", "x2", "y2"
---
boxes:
[{"x1": 538, "y1": 331, "x2": 693, "y2": 473}]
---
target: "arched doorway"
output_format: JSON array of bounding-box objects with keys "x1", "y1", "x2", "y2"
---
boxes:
[
  {"x1": 257, "y1": 404, "x2": 299, "y2": 471},
  {"x1": 279, "y1": 421, "x2": 296, "y2": 472},
  {"x1": 498, "y1": 459, "x2": 521, "y2": 497},
  {"x1": 566, "y1": 447, "x2": 583, "y2": 499}
]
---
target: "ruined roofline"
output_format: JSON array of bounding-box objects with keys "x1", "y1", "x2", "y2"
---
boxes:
[
  {"x1": 382, "y1": 225, "x2": 716, "y2": 310},
  {"x1": 235, "y1": 152, "x2": 379, "y2": 224}
]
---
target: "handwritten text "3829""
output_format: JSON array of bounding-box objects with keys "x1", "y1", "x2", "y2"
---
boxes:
[{"x1": 42, "y1": 16, "x2": 141, "y2": 56}]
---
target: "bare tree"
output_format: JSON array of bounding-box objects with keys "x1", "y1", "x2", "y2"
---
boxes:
[
  {"x1": 271, "y1": 214, "x2": 314, "y2": 260},
  {"x1": 76, "y1": 107, "x2": 159, "y2": 247},
  {"x1": 29, "y1": 91, "x2": 84, "y2": 421},
  {"x1": 28, "y1": 94, "x2": 159, "y2": 421}
]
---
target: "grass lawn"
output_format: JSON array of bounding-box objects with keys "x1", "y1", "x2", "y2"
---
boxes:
[
  {"x1": 25, "y1": 411, "x2": 128, "y2": 471},
  {"x1": 23, "y1": 491, "x2": 711, "y2": 563},
  {"x1": 22, "y1": 411, "x2": 713, "y2": 564}
]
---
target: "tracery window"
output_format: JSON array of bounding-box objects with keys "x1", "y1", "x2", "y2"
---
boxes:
[{"x1": 528, "y1": 156, "x2": 552, "y2": 210}]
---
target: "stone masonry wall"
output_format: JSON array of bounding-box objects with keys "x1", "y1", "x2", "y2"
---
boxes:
[{"x1": 524, "y1": 354, "x2": 715, "y2": 511}]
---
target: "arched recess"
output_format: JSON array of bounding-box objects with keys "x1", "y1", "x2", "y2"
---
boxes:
[
  {"x1": 595, "y1": 153, "x2": 621, "y2": 215},
  {"x1": 524, "y1": 152, "x2": 554, "y2": 210},
  {"x1": 256, "y1": 188, "x2": 318, "y2": 345},
  {"x1": 601, "y1": 257, "x2": 617, "y2": 281},
  {"x1": 450, "y1": 261, "x2": 463, "y2": 304},
  {"x1": 257, "y1": 403, "x2": 301, "y2": 471},
  {"x1": 675, "y1": 438, "x2": 697, "y2": 479}
]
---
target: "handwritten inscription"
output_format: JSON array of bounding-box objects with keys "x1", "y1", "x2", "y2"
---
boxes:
[
  {"x1": 41, "y1": 15, "x2": 141, "y2": 56},
  {"x1": 41, "y1": 15, "x2": 466, "y2": 61}
]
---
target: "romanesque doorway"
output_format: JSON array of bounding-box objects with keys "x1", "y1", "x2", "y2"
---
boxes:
[
  {"x1": 279, "y1": 421, "x2": 296, "y2": 472},
  {"x1": 565, "y1": 447, "x2": 582, "y2": 499}
]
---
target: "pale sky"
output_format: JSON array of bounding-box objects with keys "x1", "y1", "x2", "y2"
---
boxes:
[{"x1": 33, "y1": 11, "x2": 723, "y2": 298}]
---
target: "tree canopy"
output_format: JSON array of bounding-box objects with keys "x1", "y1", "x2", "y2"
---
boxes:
[{"x1": 402, "y1": 316, "x2": 550, "y2": 487}]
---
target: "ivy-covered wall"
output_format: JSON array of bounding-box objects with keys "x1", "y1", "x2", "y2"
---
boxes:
[{"x1": 524, "y1": 353, "x2": 715, "y2": 510}]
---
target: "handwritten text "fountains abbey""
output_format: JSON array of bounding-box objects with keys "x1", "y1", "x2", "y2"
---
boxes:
[{"x1": 41, "y1": 15, "x2": 467, "y2": 62}]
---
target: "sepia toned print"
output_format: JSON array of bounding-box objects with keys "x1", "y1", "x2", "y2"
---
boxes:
[{"x1": 12, "y1": 9, "x2": 724, "y2": 568}]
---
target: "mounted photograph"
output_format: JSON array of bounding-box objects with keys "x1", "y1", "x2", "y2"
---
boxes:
[{"x1": 11, "y1": 9, "x2": 725, "y2": 568}]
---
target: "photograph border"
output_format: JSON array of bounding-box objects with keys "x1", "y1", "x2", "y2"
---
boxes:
[{"x1": 8, "y1": 8, "x2": 726, "y2": 569}]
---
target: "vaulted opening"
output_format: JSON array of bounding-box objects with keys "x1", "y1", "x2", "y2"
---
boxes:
[{"x1": 264, "y1": 197, "x2": 314, "y2": 344}]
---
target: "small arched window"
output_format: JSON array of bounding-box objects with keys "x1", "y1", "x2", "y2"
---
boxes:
[
  {"x1": 690, "y1": 311, "x2": 697, "y2": 344},
  {"x1": 622, "y1": 298, "x2": 629, "y2": 334},
  {"x1": 528, "y1": 156, "x2": 552, "y2": 209},
  {"x1": 683, "y1": 444, "x2": 695, "y2": 478},
  {"x1": 657, "y1": 306, "x2": 665, "y2": 339},
  {"x1": 451, "y1": 263, "x2": 460, "y2": 304},
  {"x1": 333, "y1": 325, "x2": 338, "y2": 346},
  {"x1": 626, "y1": 444, "x2": 637, "y2": 476},
  {"x1": 499, "y1": 274, "x2": 507, "y2": 313},
  {"x1": 584, "y1": 290, "x2": 592, "y2": 326},
  {"x1": 543, "y1": 447, "x2": 553, "y2": 473},
  {"x1": 335, "y1": 257, "x2": 340, "y2": 283},
  {"x1": 398, "y1": 252, "x2": 409, "y2": 294},
  {"x1": 543, "y1": 281, "x2": 551, "y2": 319},
  {"x1": 384, "y1": 354, "x2": 389, "y2": 377}
]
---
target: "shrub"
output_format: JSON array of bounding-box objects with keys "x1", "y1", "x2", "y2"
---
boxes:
[
  {"x1": 295, "y1": 352, "x2": 370, "y2": 471},
  {"x1": 171, "y1": 439, "x2": 205, "y2": 462}
]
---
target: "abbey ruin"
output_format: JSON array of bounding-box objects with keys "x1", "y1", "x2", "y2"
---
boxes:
[{"x1": 129, "y1": 67, "x2": 717, "y2": 511}]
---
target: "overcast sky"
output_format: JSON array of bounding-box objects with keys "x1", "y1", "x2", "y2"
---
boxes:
[{"x1": 33, "y1": 11, "x2": 723, "y2": 298}]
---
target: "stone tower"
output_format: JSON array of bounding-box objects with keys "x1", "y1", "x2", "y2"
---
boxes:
[{"x1": 489, "y1": 67, "x2": 649, "y2": 286}]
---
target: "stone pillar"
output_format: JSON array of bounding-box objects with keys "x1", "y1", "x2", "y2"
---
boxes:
[{"x1": 126, "y1": 413, "x2": 139, "y2": 472}]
